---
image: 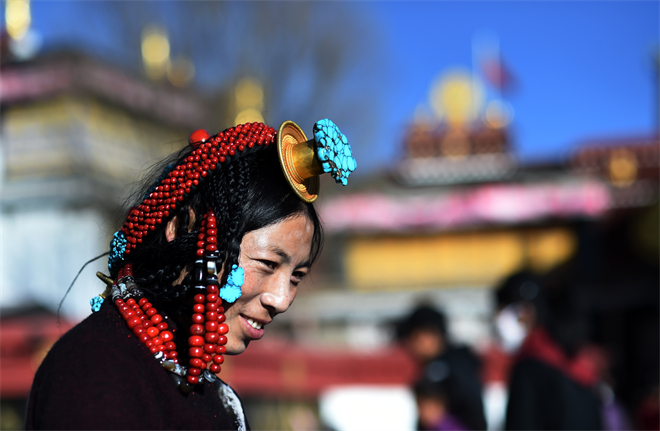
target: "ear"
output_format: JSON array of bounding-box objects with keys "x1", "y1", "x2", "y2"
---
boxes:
[{"x1": 165, "y1": 216, "x2": 179, "y2": 242}]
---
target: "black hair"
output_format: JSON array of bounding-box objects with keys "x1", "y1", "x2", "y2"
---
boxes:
[
  {"x1": 122, "y1": 142, "x2": 323, "y2": 304},
  {"x1": 413, "y1": 377, "x2": 449, "y2": 405},
  {"x1": 396, "y1": 305, "x2": 448, "y2": 341},
  {"x1": 494, "y1": 270, "x2": 544, "y2": 310}
]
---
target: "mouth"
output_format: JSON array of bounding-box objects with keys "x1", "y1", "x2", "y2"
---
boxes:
[
  {"x1": 245, "y1": 317, "x2": 264, "y2": 330},
  {"x1": 241, "y1": 315, "x2": 269, "y2": 340}
]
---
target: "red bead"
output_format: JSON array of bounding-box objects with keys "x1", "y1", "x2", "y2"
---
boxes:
[
  {"x1": 127, "y1": 316, "x2": 141, "y2": 329},
  {"x1": 150, "y1": 345, "x2": 159, "y2": 353},
  {"x1": 139, "y1": 333, "x2": 150, "y2": 343},
  {"x1": 206, "y1": 302, "x2": 218, "y2": 312},
  {"x1": 205, "y1": 312, "x2": 218, "y2": 321},
  {"x1": 193, "y1": 304, "x2": 205, "y2": 313},
  {"x1": 190, "y1": 358, "x2": 204, "y2": 368},
  {"x1": 157, "y1": 322, "x2": 168, "y2": 331},
  {"x1": 165, "y1": 341, "x2": 176, "y2": 351},
  {"x1": 207, "y1": 285, "x2": 219, "y2": 294},
  {"x1": 212, "y1": 355, "x2": 224, "y2": 364},
  {"x1": 132, "y1": 325, "x2": 145, "y2": 336},
  {"x1": 189, "y1": 347, "x2": 203, "y2": 358},
  {"x1": 217, "y1": 336, "x2": 227, "y2": 346},
  {"x1": 194, "y1": 294, "x2": 205, "y2": 303},
  {"x1": 204, "y1": 343, "x2": 216, "y2": 354},
  {"x1": 217, "y1": 345, "x2": 226, "y2": 354},
  {"x1": 145, "y1": 339, "x2": 154, "y2": 348},
  {"x1": 190, "y1": 324, "x2": 204, "y2": 335},
  {"x1": 189, "y1": 335, "x2": 204, "y2": 347},
  {"x1": 209, "y1": 364, "x2": 221, "y2": 374},
  {"x1": 189, "y1": 129, "x2": 210, "y2": 148},
  {"x1": 126, "y1": 298, "x2": 136, "y2": 306},
  {"x1": 204, "y1": 332, "x2": 219, "y2": 343},
  {"x1": 150, "y1": 314, "x2": 163, "y2": 324},
  {"x1": 147, "y1": 327, "x2": 159, "y2": 337},
  {"x1": 146, "y1": 308, "x2": 157, "y2": 317},
  {"x1": 188, "y1": 367, "x2": 201, "y2": 376},
  {"x1": 187, "y1": 375, "x2": 199, "y2": 385},
  {"x1": 205, "y1": 321, "x2": 219, "y2": 332},
  {"x1": 160, "y1": 330, "x2": 174, "y2": 342},
  {"x1": 202, "y1": 353, "x2": 212, "y2": 363},
  {"x1": 217, "y1": 323, "x2": 229, "y2": 335},
  {"x1": 168, "y1": 351, "x2": 178, "y2": 359},
  {"x1": 192, "y1": 313, "x2": 204, "y2": 324},
  {"x1": 217, "y1": 314, "x2": 226, "y2": 323},
  {"x1": 206, "y1": 294, "x2": 219, "y2": 303},
  {"x1": 153, "y1": 336, "x2": 163, "y2": 346}
]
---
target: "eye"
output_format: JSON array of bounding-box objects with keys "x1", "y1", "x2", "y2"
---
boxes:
[
  {"x1": 291, "y1": 270, "x2": 308, "y2": 285},
  {"x1": 258, "y1": 259, "x2": 277, "y2": 270}
]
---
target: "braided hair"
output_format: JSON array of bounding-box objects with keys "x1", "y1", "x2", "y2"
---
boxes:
[{"x1": 125, "y1": 141, "x2": 323, "y2": 305}]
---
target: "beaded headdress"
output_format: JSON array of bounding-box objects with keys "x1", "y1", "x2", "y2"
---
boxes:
[{"x1": 93, "y1": 119, "x2": 356, "y2": 393}]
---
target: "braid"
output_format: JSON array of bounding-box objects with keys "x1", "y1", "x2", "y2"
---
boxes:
[
  {"x1": 204, "y1": 167, "x2": 230, "y2": 281},
  {"x1": 224, "y1": 157, "x2": 250, "y2": 275},
  {"x1": 131, "y1": 230, "x2": 198, "y2": 301}
]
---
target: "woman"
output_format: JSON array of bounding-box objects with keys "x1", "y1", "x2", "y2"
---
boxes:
[{"x1": 26, "y1": 119, "x2": 356, "y2": 430}]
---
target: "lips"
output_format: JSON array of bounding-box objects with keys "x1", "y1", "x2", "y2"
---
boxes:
[{"x1": 241, "y1": 315, "x2": 267, "y2": 340}]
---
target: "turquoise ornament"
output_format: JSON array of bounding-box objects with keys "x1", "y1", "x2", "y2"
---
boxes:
[
  {"x1": 90, "y1": 295, "x2": 104, "y2": 313},
  {"x1": 313, "y1": 119, "x2": 356, "y2": 186},
  {"x1": 108, "y1": 231, "x2": 127, "y2": 275},
  {"x1": 220, "y1": 264, "x2": 244, "y2": 303}
]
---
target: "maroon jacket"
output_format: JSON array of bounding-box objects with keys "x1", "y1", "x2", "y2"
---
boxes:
[{"x1": 26, "y1": 300, "x2": 248, "y2": 430}]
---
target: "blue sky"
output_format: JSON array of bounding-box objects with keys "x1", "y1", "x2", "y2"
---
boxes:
[
  {"x1": 10, "y1": 1, "x2": 659, "y2": 174},
  {"x1": 366, "y1": 1, "x2": 658, "y2": 164}
]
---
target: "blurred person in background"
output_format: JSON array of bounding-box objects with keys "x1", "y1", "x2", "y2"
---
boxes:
[
  {"x1": 25, "y1": 120, "x2": 356, "y2": 429},
  {"x1": 414, "y1": 377, "x2": 469, "y2": 431},
  {"x1": 398, "y1": 305, "x2": 487, "y2": 431},
  {"x1": 493, "y1": 271, "x2": 603, "y2": 430}
]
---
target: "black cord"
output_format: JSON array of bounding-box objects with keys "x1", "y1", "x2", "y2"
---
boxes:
[{"x1": 57, "y1": 251, "x2": 109, "y2": 323}]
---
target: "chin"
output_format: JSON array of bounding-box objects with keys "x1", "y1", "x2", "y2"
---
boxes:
[{"x1": 225, "y1": 340, "x2": 250, "y2": 356}]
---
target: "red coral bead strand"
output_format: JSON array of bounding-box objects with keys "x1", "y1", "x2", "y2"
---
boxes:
[{"x1": 114, "y1": 264, "x2": 178, "y2": 363}]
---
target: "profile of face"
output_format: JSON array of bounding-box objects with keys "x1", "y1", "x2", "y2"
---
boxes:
[
  {"x1": 494, "y1": 302, "x2": 535, "y2": 353},
  {"x1": 405, "y1": 328, "x2": 445, "y2": 364},
  {"x1": 416, "y1": 395, "x2": 448, "y2": 430},
  {"x1": 223, "y1": 214, "x2": 314, "y2": 355}
]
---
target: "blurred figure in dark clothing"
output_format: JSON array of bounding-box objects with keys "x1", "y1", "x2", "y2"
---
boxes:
[
  {"x1": 414, "y1": 377, "x2": 469, "y2": 431},
  {"x1": 398, "y1": 305, "x2": 487, "y2": 431},
  {"x1": 494, "y1": 271, "x2": 603, "y2": 430}
]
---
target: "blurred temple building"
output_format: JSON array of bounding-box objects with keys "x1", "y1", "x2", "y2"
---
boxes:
[
  {"x1": 298, "y1": 71, "x2": 659, "y2": 428},
  {"x1": 1, "y1": 50, "x2": 658, "y2": 430}
]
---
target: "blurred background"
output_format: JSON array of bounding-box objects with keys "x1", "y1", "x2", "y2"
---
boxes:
[{"x1": 0, "y1": 1, "x2": 658, "y2": 430}]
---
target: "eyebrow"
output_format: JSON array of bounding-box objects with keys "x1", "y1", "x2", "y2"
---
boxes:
[{"x1": 267, "y1": 245, "x2": 311, "y2": 268}]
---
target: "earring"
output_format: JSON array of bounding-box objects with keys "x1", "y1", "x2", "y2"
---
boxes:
[{"x1": 219, "y1": 264, "x2": 244, "y2": 303}]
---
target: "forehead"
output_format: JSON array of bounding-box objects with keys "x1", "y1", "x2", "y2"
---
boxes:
[{"x1": 241, "y1": 215, "x2": 314, "y2": 261}]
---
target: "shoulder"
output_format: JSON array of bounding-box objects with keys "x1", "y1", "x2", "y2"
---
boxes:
[
  {"x1": 442, "y1": 345, "x2": 482, "y2": 372},
  {"x1": 27, "y1": 300, "x2": 164, "y2": 429},
  {"x1": 40, "y1": 299, "x2": 145, "y2": 371}
]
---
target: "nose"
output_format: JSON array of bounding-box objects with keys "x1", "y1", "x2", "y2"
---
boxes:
[{"x1": 260, "y1": 275, "x2": 294, "y2": 315}]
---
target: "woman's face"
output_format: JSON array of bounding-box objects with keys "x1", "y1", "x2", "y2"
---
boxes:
[{"x1": 223, "y1": 214, "x2": 314, "y2": 355}]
